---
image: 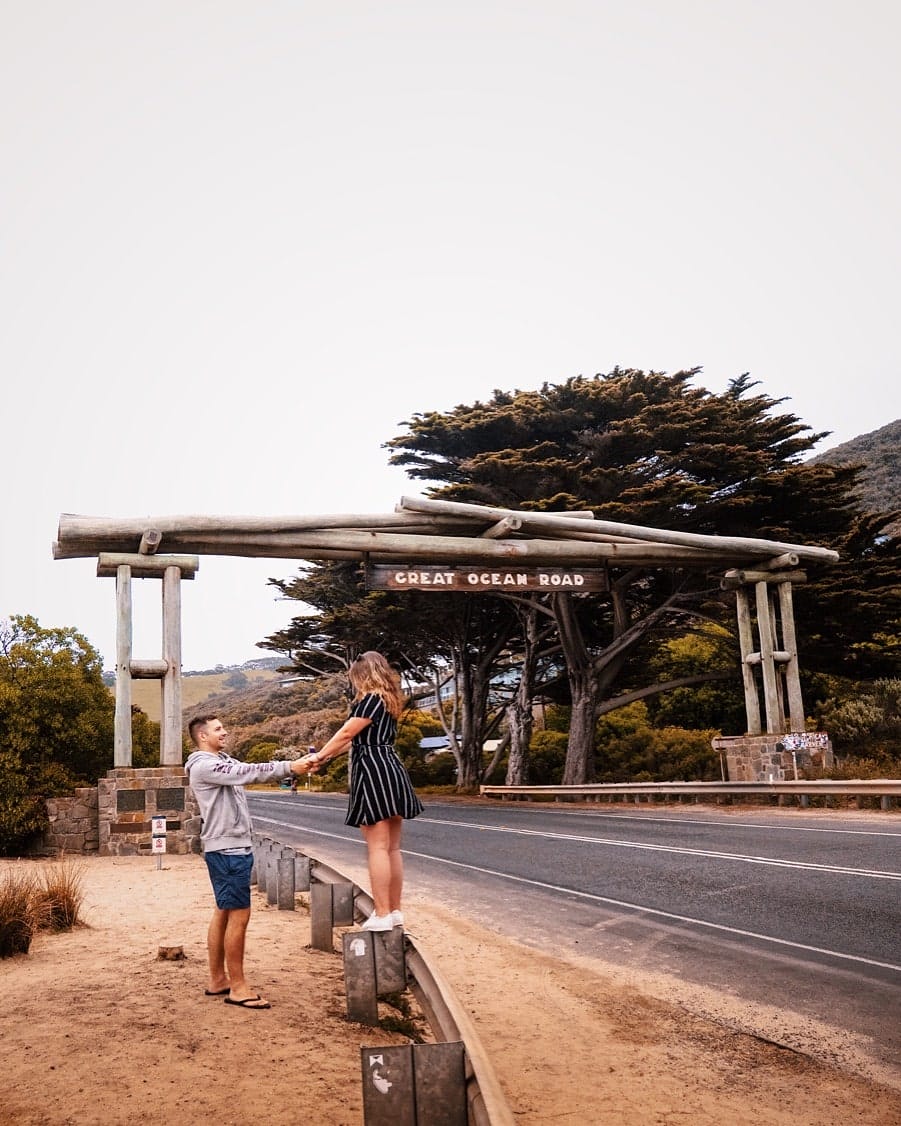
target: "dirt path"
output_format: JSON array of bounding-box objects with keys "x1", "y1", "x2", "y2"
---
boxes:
[{"x1": 1, "y1": 854, "x2": 899, "y2": 1125}]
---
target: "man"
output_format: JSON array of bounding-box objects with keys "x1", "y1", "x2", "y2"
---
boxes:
[{"x1": 185, "y1": 714, "x2": 313, "y2": 1010}]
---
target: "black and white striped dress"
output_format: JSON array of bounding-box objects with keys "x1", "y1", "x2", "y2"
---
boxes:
[{"x1": 344, "y1": 692, "x2": 424, "y2": 827}]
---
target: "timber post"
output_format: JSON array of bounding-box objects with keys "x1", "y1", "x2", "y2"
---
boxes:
[
  {"x1": 723, "y1": 567, "x2": 808, "y2": 736},
  {"x1": 97, "y1": 550, "x2": 199, "y2": 767}
]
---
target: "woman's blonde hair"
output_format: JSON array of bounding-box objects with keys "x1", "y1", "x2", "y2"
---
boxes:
[{"x1": 348, "y1": 651, "x2": 404, "y2": 718}]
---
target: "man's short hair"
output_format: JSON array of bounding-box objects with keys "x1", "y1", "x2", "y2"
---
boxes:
[{"x1": 188, "y1": 714, "x2": 219, "y2": 745}]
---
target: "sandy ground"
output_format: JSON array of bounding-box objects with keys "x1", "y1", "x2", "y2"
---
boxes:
[{"x1": 1, "y1": 853, "x2": 900, "y2": 1126}]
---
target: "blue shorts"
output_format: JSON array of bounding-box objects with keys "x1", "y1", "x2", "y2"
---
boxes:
[{"x1": 204, "y1": 851, "x2": 253, "y2": 910}]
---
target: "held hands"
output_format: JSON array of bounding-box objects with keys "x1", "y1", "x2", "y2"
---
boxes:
[{"x1": 296, "y1": 752, "x2": 322, "y2": 775}]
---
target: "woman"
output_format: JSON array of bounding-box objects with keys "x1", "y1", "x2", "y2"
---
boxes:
[{"x1": 305, "y1": 651, "x2": 423, "y2": 931}]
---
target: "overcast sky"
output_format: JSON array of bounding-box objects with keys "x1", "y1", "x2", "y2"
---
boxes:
[{"x1": 2, "y1": 1, "x2": 899, "y2": 673}]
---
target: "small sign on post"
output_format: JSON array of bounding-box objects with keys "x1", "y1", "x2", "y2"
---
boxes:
[{"x1": 151, "y1": 815, "x2": 167, "y2": 869}]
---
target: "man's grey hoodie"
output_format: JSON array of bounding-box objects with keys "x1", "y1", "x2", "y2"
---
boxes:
[{"x1": 185, "y1": 751, "x2": 293, "y2": 853}]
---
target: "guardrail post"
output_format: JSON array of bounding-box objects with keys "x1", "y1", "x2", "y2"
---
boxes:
[
  {"x1": 881, "y1": 795, "x2": 893, "y2": 811},
  {"x1": 255, "y1": 836, "x2": 269, "y2": 896},
  {"x1": 361, "y1": 1045, "x2": 416, "y2": 1124},
  {"x1": 277, "y1": 848, "x2": 296, "y2": 910},
  {"x1": 412, "y1": 1042, "x2": 467, "y2": 1125},
  {"x1": 266, "y1": 844, "x2": 279, "y2": 906},
  {"x1": 360, "y1": 1043, "x2": 467, "y2": 1126},
  {"x1": 310, "y1": 881, "x2": 335, "y2": 950},
  {"x1": 333, "y1": 882, "x2": 355, "y2": 926},
  {"x1": 373, "y1": 928, "x2": 406, "y2": 995},
  {"x1": 294, "y1": 853, "x2": 311, "y2": 891},
  {"x1": 344, "y1": 931, "x2": 380, "y2": 1025}
]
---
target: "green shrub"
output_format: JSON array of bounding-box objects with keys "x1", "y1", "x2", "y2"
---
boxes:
[
  {"x1": 596, "y1": 725, "x2": 720, "y2": 783},
  {"x1": 0, "y1": 752, "x2": 48, "y2": 857},
  {"x1": 527, "y1": 731, "x2": 568, "y2": 784}
]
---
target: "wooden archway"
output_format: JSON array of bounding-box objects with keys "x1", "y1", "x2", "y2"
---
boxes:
[{"x1": 55, "y1": 495, "x2": 838, "y2": 765}]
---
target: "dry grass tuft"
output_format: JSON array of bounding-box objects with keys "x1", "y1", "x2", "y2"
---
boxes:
[
  {"x1": 0, "y1": 866, "x2": 45, "y2": 957},
  {"x1": 0, "y1": 858, "x2": 86, "y2": 957},
  {"x1": 37, "y1": 858, "x2": 86, "y2": 932}
]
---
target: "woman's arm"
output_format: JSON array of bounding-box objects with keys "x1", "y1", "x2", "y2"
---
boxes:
[{"x1": 309, "y1": 715, "x2": 371, "y2": 768}]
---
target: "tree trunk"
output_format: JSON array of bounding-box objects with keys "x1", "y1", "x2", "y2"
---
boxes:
[
  {"x1": 562, "y1": 665, "x2": 600, "y2": 784},
  {"x1": 504, "y1": 598, "x2": 548, "y2": 785},
  {"x1": 505, "y1": 694, "x2": 532, "y2": 785}
]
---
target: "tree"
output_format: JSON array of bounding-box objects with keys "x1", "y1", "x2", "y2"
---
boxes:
[
  {"x1": 386, "y1": 368, "x2": 898, "y2": 782},
  {"x1": 0, "y1": 615, "x2": 116, "y2": 784}
]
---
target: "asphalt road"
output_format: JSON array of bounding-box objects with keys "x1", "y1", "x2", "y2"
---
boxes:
[{"x1": 247, "y1": 791, "x2": 901, "y2": 1077}]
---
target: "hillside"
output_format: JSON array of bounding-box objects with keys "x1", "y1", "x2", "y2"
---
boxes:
[
  {"x1": 811, "y1": 417, "x2": 901, "y2": 518},
  {"x1": 177, "y1": 668, "x2": 348, "y2": 758},
  {"x1": 125, "y1": 665, "x2": 283, "y2": 724}
]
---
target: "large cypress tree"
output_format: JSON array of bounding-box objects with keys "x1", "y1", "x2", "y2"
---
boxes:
[{"x1": 385, "y1": 368, "x2": 898, "y2": 782}]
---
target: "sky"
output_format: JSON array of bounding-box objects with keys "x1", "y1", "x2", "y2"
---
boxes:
[{"x1": 2, "y1": 1, "x2": 899, "y2": 673}]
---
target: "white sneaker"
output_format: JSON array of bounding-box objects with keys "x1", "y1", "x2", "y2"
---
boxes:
[
  {"x1": 390, "y1": 910, "x2": 404, "y2": 928},
  {"x1": 360, "y1": 913, "x2": 393, "y2": 932}
]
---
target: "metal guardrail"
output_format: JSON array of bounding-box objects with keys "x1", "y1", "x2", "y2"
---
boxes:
[
  {"x1": 479, "y1": 779, "x2": 901, "y2": 807},
  {"x1": 273, "y1": 846, "x2": 515, "y2": 1126}
]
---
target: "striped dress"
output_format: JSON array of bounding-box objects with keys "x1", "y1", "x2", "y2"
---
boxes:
[{"x1": 344, "y1": 692, "x2": 424, "y2": 827}]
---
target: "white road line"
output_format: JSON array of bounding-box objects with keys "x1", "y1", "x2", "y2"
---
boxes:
[
  {"x1": 417, "y1": 816, "x2": 901, "y2": 880},
  {"x1": 532, "y1": 809, "x2": 901, "y2": 839},
  {"x1": 250, "y1": 815, "x2": 901, "y2": 975}
]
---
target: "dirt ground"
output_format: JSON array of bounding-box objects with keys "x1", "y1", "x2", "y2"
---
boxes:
[{"x1": 1, "y1": 852, "x2": 899, "y2": 1126}]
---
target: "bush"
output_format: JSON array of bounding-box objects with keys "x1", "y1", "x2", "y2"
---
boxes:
[
  {"x1": 0, "y1": 752, "x2": 48, "y2": 857},
  {"x1": 527, "y1": 731, "x2": 569, "y2": 784}
]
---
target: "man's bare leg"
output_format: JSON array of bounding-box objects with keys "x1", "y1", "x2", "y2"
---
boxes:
[
  {"x1": 207, "y1": 907, "x2": 230, "y2": 993},
  {"x1": 222, "y1": 907, "x2": 267, "y2": 1006}
]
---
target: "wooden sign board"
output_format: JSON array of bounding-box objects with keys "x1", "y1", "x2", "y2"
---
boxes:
[{"x1": 366, "y1": 564, "x2": 607, "y2": 593}]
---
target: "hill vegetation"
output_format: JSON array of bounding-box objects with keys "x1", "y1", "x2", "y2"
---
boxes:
[
  {"x1": 123, "y1": 665, "x2": 283, "y2": 724},
  {"x1": 811, "y1": 418, "x2": 901, "y2": 527}
]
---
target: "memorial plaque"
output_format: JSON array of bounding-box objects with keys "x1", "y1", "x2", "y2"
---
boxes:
[
  {"x1": 117, "y1": 789, "x2": 146, "y2": 812},
  {"x1": 155, "y1": 787, "x2": 185, "y2": 811}
]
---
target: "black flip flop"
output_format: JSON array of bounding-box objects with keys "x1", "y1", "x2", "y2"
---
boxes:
[
  {"x1": 204, "y1": 987, "x2": 231, "y2": 996},
  {"x1": 224, "y1": 995, "x2": 271, "y2": 1009}
]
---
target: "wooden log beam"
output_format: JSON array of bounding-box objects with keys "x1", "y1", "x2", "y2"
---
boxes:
[
  {"x1": 721, "y1": 569, "x2": 807, "y2": 589},
  {"x1": 97, "y1": 553, "x2": 199, "y2": 578},
  {"x1": 130, "y1": 659, "x2": 169, "y2": 678},
  {"x1": 139, "y1": 529, "x2": 162, "y2": 555},
  {"x1": 398, "y1": 495, "x2": 840, "y2": 564},
  {"x1": 62, "y1": 529, "x2": 759, "y2": 567},
  {"x1": 480, "y1": 516, "x2": 522, "y2": 539},
  {"x1": 58, "y1": 510, "x2": 476, "y2": 541}
]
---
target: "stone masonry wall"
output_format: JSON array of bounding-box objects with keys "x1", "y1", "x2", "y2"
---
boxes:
[
  {"x1": 712, "y1": 733, "x2": 833, "y2": 782},
  {"x1": 42, "y1": 786, "x2": 100, "y2": 854}
]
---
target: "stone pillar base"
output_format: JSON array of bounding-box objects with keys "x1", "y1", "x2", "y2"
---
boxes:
[
  {"x1": 712, "y1": 733, "x2": 833, "y2": 782},
  {"x1": 98, "y1": 766, "x2": 200, "y2": 856}
]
